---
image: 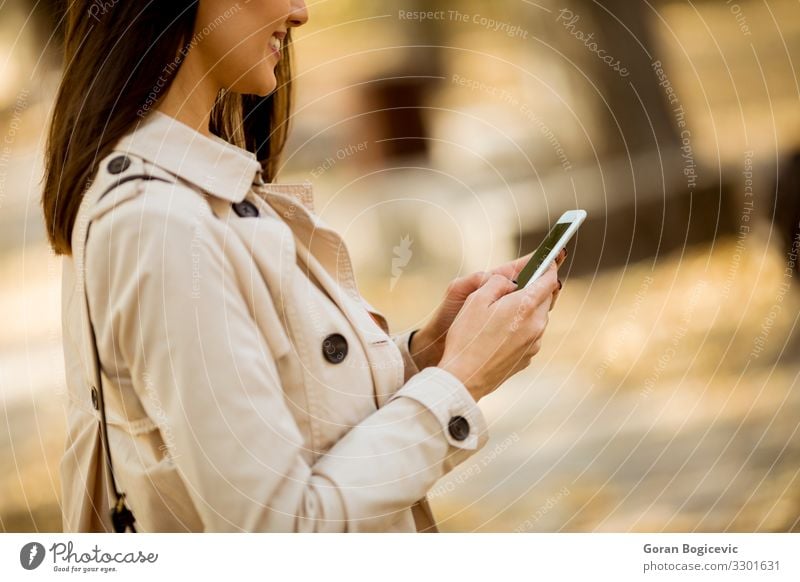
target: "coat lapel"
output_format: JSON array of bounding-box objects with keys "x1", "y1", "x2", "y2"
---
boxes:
[{"x1": 254, "y1": 183, "x2": 405, "y2": 408}]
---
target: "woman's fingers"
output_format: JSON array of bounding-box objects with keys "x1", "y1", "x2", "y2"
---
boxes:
[
  {"x1": 495, "y1": 252, "x2": 533, "y2": 280},
  {"x1": 528, "y1": 260, "x2": 560, "y2": 299},
  {"x1": 549, "y1": 279, "x2": 562, "y2": 311},
  {"x1": 555, "y1": 247, "x2": 567, "y2": 267},
  {"x1": 508, "y1": 263, "x2": 557, "y2": 324},
  {"x1": 548, "y1": 248, "x2": 567, "y2": 310},
  {"x1": 494, "y1": 246, "x2": 567, "y2": 283},
  {"x1": 474, "y1": 273, "x2": 518, "y2": 306}
]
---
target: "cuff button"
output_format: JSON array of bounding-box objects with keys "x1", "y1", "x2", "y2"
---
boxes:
[{"x1": 448, "y1": 415, "x2": 470, "y2": 441}]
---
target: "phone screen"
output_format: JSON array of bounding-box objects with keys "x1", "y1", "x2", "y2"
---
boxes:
[{"x1": 514, "y1": 221, "x2": 570, "y2": 288}]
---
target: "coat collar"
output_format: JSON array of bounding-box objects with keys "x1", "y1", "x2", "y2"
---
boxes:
[{"x1": 114, "y1": 110, "x2": 262, "y2": 204}]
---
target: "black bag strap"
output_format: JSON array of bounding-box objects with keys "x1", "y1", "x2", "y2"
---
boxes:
[
  {"x1": 83, "y1": 173, "x2": 173, "y2": 532},
  {"x1": 86, "y1": 305, "x2": 137, "y2": 533}
]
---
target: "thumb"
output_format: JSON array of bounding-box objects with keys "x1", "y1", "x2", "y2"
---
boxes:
[{"x1": 473, "y1": 273, "x2": 517, "y2": 305}]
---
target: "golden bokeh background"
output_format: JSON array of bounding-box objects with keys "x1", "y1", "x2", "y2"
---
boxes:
[{"x1": 1, "y1": 0, "x2": 799, "y2": 531}]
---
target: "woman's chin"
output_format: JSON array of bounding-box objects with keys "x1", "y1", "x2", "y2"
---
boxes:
[{"x1": 235, "y1": 66, "x2": 277, "y2": 97}]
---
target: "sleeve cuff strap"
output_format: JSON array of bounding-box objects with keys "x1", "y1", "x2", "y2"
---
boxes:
[{"x1": 387, "y1": 366, "x2": 488, "y2": 450}]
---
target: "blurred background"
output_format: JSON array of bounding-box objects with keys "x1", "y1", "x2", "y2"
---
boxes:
[{"x1": 1, "y1": 0, "x2": 799, "y2": 532}]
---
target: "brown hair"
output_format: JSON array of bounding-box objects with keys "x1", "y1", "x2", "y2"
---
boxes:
[{"x1": 42, "y1": 3, "x2": 294, "y2": 255}]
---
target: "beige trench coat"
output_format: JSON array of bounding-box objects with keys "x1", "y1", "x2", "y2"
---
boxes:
[{"x1": 59, "y1": 111, "x2": 490, "y2": 532}]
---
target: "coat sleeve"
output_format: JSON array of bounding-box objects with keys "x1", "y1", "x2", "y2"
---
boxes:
[
  {"x1": 85, "y1": 186, "x2": 489, "y2": 532},
  {"x1": 391, "y1": 328, "x2": 422, "y2": 383}
]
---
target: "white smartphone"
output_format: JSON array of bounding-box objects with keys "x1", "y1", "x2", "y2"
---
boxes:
[{"x1": 513, "y1": 209, "x2": 587, "y2": 289}]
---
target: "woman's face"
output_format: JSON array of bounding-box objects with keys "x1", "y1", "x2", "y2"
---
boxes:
[{"x1": 194, "y1": 0, "x2": 308, "y2": 96}]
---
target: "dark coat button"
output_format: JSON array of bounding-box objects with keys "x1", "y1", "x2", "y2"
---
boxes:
[
  {"x1": 107, "y1": 155, "x2": 131, "y2": 174},
  {"x1": 322, "y1": 333, "x2": 348, "y2": 364},
  {"x1": 90, "y1": 387, "x2": 99, "y2": 410},
  {"x1": 232, "y1": 200, "x2": 259, "y2": 217},
  {"x1": 448, "y1": 415, "x2": 470, "y2": 441}
]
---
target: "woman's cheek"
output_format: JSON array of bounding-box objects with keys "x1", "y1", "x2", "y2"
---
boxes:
[{"x1": 213, "y1": 39, "x2": 274, "y2": 95}]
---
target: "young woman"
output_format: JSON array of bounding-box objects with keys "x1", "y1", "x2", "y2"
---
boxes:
[{"x1": 43, "y1": 1, "x2": 565, "y2": 532}]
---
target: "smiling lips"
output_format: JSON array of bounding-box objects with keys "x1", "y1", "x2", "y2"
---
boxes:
[{"x1": 268, "y1": 31, "x2": 285, "y2": 59}]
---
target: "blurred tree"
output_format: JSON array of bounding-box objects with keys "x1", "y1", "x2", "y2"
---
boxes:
[
  {"x1": 561, "y1": 0, "x2": 680, "y2": 155},
  {"x1": 359, "y1": 0, "x2": 450, "y2": 162}
]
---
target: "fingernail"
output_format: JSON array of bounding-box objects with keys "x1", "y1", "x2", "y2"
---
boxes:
[{"x1": 558, "y1": 279, "x2": 562, "y2": 290}]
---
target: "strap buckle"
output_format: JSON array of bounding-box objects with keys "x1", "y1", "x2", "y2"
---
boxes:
[{"x1": 111, "y1": 493, "x2": 137, "y2": 533}]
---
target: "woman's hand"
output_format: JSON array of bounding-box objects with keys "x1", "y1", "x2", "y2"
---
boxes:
[
  {"x1": 438, "y1": 261, "x2": 561, "y2": 401},
  {"x1": 409, "y1": 248, "x2": 567, "y2": 370}
]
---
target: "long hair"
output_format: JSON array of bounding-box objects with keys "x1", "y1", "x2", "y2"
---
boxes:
[{"x1": 42, "y1": 2, "x2": 294, "y2": 255}]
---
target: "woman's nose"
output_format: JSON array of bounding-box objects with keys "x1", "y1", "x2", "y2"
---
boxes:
[{"x1": 288, "y1": 0, "x2": 309, "y2": 28}]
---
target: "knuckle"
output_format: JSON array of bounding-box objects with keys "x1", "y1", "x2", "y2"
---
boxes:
[
  {"x1": 448, "y1": 275, "x2": 467, "y2": 289},
  {"x1": 527, "y1": 279, "x2": 554, "y2": 302}
]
